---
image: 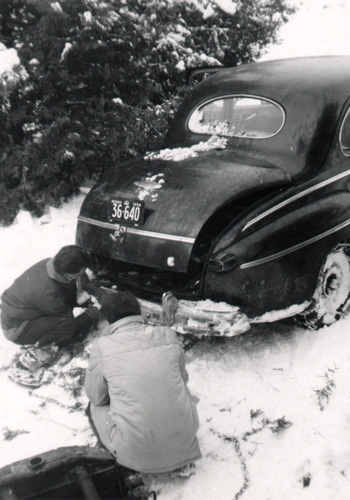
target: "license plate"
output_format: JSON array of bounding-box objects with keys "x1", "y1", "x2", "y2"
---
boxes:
[{"x1": 109, "y1": 198, "x2": 145, "y2": 224}]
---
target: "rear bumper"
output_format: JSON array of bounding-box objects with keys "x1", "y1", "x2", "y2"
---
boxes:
[{"x1": 140, "y1": 292, "x2": 251, "y2": 337}]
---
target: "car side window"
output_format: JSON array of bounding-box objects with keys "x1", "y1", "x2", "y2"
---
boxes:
[
  {"x1": 188, "y1": 95, "x2": 285, "y2": 139},
  {"x1": 340, "y1": 106, "x2": 350, "y2": 156}
]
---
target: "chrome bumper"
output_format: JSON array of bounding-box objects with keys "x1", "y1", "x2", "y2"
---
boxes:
[{"x1": 139, "y1": 292, "x2": 251, "y2": 337}]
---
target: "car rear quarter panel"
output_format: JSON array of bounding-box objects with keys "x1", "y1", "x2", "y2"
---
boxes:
[{"x1": 205, "y1": 191, "x2": 350, "y2": 315}]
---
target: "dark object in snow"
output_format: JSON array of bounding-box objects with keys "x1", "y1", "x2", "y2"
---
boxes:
[
  {"x1": 314, "y1": 366, "x2": 337, "y2": 411},
  {"x1": 302, "y1": 473, "x2": 312, "y2": 488},
  {"x1": 8, "y1": 344, "x2": 69, "y2": 388},
  {"x1": 0, "y1": 446, "x2": 156, "y2": 500},
  {"x1": 8, "y1": 365, "x2": 46, "y2": 388},
  {"x1": 18, "y1": 345, "x2": 59, "y2": 372},
  {"x1": 2, "y1": 429, "x2": 29, "y2": 442},
  {"x1": 76, "y1": 56, "x2": 350, "y2": 333}
]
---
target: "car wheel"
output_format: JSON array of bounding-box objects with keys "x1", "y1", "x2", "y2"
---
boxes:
[{"x1": 296, "y1": 244, "x2": 350, "y2": 329}]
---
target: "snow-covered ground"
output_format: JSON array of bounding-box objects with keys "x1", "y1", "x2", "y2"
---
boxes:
[
  {"x1": 2, "y1": 197, "x2": 350, "y2": 500},
  {"x1": 2, "y1": 1, "x2": 350, "y2": 499}
]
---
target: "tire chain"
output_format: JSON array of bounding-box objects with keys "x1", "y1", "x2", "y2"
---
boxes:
[
  {"x1": 232, "y1": 436, "x2": 250, "y2": 500},
  {"x1": 296, "y1": 242, "x2": 350, "y2": 329}
]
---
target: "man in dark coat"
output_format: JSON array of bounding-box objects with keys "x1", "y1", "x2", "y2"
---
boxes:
[{"x1": 1, "y1": 245, "x2": 100, "y2": 348}]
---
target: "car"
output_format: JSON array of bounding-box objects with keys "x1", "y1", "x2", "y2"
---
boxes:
[{"x1": 76, "y1": 56, "x2": 350, "y2": 336}]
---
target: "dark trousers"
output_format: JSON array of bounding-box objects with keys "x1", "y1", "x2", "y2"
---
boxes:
[{"x1": 9, "y1": 312, "x2": 93, "y2": 347}]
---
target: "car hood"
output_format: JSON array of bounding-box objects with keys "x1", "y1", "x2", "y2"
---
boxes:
[{"x1": 78, "y1": 150, "x2": 292, "y2": 271}]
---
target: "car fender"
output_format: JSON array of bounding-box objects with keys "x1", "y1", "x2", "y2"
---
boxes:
[{"x1": 205, "y1": 191, "x2": 350, "y2": 315}]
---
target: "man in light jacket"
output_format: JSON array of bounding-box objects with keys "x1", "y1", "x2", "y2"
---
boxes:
[{"x1": 84, "y1": 291, "x2": 201, "y2": 475}]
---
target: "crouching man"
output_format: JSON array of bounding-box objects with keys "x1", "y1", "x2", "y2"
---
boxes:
[
  {"x1": 1, "y1": 245, "x2": 100, "y2": 348},
  {"x1": 84, "y1": 291, "x2": 201, "y2": 476}
]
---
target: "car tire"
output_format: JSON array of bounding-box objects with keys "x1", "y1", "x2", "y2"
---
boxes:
[{"x1": 296, "y1": 244, "x2": 350, "y2": 329}]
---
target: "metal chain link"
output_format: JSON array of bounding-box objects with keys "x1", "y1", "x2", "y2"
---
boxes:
[
  {"x1": 232, "y1": 436, "x2": 250, "y2": 500},
  {"x1": 295, "y1": 242, "x2": 350, "y2": 329}
]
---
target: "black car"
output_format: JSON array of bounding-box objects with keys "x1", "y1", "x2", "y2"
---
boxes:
[{"x1": 76, "y1": 56, "x2": 350, "y2": 335}]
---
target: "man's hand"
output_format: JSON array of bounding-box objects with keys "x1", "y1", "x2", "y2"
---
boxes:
[
  {"x1": 84, "y1": 305, "x2": 100, "y2": 326},
  {"x1": 76, "y1": 273, "x2": 104, "y2": 307},
  {"x1": 76, "y1": 273, "x2": 90, "y2": 294}
]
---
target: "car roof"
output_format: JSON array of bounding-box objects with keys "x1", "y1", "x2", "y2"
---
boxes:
[
  {"x1": 164, "y1": 56, "x2": 350, "y2": 178},
  {"x1": 192, "y1": 56, "x2": 350, "y2": 104}
]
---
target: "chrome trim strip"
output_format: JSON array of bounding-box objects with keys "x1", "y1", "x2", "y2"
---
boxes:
[
  {"x1": 78, "y1": 215, "x2": 195, "y2": 244},
  {"x1": 243, "y1": 169, "x2": 350, "y2": 232},
  {"x1": 240, "y1": 217, "x2": 350, "y2": 270},
  {"x1": 127, "y1": 228, "x2": 195, "y2": 244}
]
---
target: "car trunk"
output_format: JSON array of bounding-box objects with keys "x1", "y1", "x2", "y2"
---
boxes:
[{"x1": 77, "y1": 150, "x2": 292, "y2": 273}]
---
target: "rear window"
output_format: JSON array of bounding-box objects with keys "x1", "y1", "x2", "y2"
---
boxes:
[{"x1": 188, "y1": 95, "x2": 285, "y2": 139}]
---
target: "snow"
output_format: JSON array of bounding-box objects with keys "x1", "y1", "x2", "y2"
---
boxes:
[
  {"x1": 251, "y1": 302, "x2": 310, "y2": 323},
  {"x1": 60, "y1": 42, "x2": 73, "y2": 61},
  {"x1": 145, "y1": 135, "x2": 228, "y2": 162},
  {"x1": 2, "y1": 1, "x2": 350, "y2": 499},
  {"x1": 0, "y1": 46, "x2": 26, "y2": 91},
  {"x1": 83, "y1": 11, "x2": 93, "y2": 23},
  {"x1": 0, "y1": 45, "x2": 21, "y2": 76},
  {"x1": 51, "y1": 2, "x2": 63, "y2": 14},
  {"x1": 134, "y1": 173, "x2": 165, "y2": 201},
  {"x1": 3, "y1": 210, "x2": 350, "y2": 498},
  {"x1": 212, "y1": 0, "x2": 237, "y2": 16}
]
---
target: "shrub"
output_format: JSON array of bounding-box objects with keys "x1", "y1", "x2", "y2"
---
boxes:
[{"x1": 0, "y1": 0, "x2": 294, "y2": 224}]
